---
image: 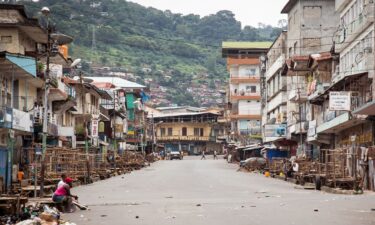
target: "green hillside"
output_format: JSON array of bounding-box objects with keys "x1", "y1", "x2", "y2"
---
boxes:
[{"x1": 21, "y1": 0, "x2": 283, "y2": 107}]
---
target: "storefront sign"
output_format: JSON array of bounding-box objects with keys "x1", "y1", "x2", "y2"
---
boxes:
[
  {"x1": 264, "y1": 124, "x2": 287, "y2": 138},
  {"x1": 329, "y1": 92, "x2": 351, "y2": 111},
  {"x1": 308, "y1": 120, "x2": 316, "y2": 137},
  {"x1": 91, "y1": 118, "x2": 99, "y2": 137},
  {"x1": 12, "y1": 109, "x2": 33, "y2": 132}
]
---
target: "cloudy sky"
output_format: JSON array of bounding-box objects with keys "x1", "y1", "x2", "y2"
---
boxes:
[{"x1": 129, "y1": 0, "x2": 289, "y2": 27}]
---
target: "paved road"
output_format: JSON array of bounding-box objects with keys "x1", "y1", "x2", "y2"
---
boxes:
[{"x1": 65, "y1": 156, "x2": 375, "y2": 225}]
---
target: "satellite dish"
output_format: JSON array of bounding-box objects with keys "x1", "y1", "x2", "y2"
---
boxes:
[
  {"x1": 41, "y1": 7, "x2": 50, "y2": 16},
  {"x1": 50, "y1": 33, "x2": 73, "y2": 45}
]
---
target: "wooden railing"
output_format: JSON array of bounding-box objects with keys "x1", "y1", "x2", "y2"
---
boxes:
[{"x1": 157, "y1": 136, "x2": 210, "y2": 141}]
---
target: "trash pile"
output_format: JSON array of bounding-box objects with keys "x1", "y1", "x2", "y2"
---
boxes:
[{"x1": 1, "y1": 204, "x2": 76, "y2": 225}]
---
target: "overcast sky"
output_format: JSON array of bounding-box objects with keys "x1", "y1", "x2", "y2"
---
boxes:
[{"x1": 129, "y1": 0, "x2": 289, "y2": 27}]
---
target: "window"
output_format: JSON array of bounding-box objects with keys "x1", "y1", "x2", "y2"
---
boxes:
[
  {"x1": 0, "y1": 36, "x2": 12, "y2": 43},
  {"x1": 182, "y1": 127, "x2": 187, "y2": 136},
  {"x1": 249, "y1": 68, "x2": 256, "y2": 76},
  {"x1": 200, "y1": 128, "x2": 204, "y2": 137},
  {"x1": 160, "y1": 128, "x2": 166, "y2": 137},
  {"x1": 168, "y1": 128, "x2": 173, "y2": 136},
  {"x1": 194, "y1": 128, "x2": 200, "y2": 136},
  {"x1": 246, "y1": 86, "x2": 256, "y2": 93}
]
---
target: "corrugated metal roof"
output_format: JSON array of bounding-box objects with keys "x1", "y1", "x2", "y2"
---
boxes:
[{"x1": 87, "y1": 77, "x2": 146, "y2": 89}]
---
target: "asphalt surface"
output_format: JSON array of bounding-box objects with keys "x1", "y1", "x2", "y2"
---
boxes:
[{"x1": 65, "y1": 156, "x2": 375, "y2": 225}]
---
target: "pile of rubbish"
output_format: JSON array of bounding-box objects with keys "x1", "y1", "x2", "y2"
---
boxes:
[
  {"x1": 239, "y1": 157, "x2": 267, "y2": 172},
  {"x1": 1, "y1": 204, "x2": 76, "y2": 225}
]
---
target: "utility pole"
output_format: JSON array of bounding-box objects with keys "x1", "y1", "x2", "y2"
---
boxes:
[
  {"x1": 259, "y1": 55, "x2": 267, "y2": 145},
  {"x1": 151, "y1": 113, "x2": 155, "y2": 153},
  {"x1": 40, "y1": 7, "x2": 51, "y2": 197}
]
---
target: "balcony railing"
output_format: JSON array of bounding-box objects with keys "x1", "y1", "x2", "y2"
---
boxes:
[
  {"x1": 230, "y1": 77, "x2": 260, "y2": 83},
  {"x1": 157, "y1": 136, "x2": 210, "y2": 142},
  {"x1": 230, "y1": 92, "x2": 261, "y2": 101}
]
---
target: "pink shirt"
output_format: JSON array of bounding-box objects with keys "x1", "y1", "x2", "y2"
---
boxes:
[{"x1": 54, "y1": 183, "x2": 69, "y2": 196}]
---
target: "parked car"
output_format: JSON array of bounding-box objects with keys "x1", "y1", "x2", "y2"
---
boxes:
[{"x1": 170, "y1": 151, "x2": 183, "y2": 160}]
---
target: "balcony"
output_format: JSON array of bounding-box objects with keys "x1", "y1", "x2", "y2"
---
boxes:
[
  {"x1": 267, "y1": 92, "x2": 287, "y2": 113},
  {"x1": 288, "y1": 89, "x2": 307, "y2": 102},
  {"x1": 12, "y1": 108, "x2": 33, "y2": 133},
  {"x1": 308, "y1": 83, "x2": 331, "y2": 102},
  {"x1": 49, "y1": 88, "x2": 68, "y2": 102},
  {"x1": 230, "y1": 77, "x2": 260, "y2": 84},
  {"x1": 157, "y1": 136, "x2": 210, "y2": 142},
  {"x1": 230, "y1": 114, "x2": 261, "y2": 120},
  {"x1": 333, "y1": 53, "x2": 375, "y2": 84},
  {"x1": 266, "y1": 54, "x2": 285, "y2": 82},
  {"x1": 230, "y1": 93, "x2": 261, "y2": 101},
  {"x1": 73, "y1": 103, "x2": 100, "y2": 117},
  {"x1": 336, "y1": 3, "x2": 375, "y2": 53},
  {"x1": 289, "y1": 122, "x2": 308, "y2": 134},
  {"x1": 317, "y1": 112, "x2": 350, "y2": 134}
]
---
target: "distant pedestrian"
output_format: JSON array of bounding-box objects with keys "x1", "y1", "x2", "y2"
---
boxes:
[
  {"x1": 213, "y1": 150, "x2": 218, "y2": 160},
  {"x1": 201, "y1": 150, "x2": 206, "y2": 160}
]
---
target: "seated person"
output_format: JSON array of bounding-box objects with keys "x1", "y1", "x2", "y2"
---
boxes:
[{"x1": 52, "y1": 177, "x2": 78, "y2": 213}]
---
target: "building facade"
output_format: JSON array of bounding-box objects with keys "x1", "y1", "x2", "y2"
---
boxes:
[
  {"x1": 222, "y1": 42, "x2": 271, "y2": 145},
  {"x1": 280, "y1": 0, "x2": 340, "y2": 156},
  {"x1": 151, "y1": 107, "x2": 222, "y2": 155}
]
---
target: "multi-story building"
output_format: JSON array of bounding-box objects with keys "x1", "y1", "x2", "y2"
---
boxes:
[
  {"x1": 311, "y1": 0, "x2": 375, "y2": 150},
  {"x1": 262, "y1": 32, "x2": 289, "y2": 145},
  {"x1": 0, "y1": 4, "x2": 48, "y2": 189},
  {"x1": 90, "y1": 76, "x2": 148, "y2": 153},
  {"x1": 150, "y1": 106, "x2": 222, "y2": 155},
  {"x1": 222, "y1": 42, "x2": 272, "y2": 144},
  {"x1": 280, "y1": 0, "x2": 339, "y2": 156}
]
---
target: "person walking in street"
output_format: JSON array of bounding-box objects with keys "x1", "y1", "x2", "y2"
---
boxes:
[
  {"x1": 213, "y1": 150, "x2": 218, "y2": 160},
  {"x1": 201, "y1": 150, "x2": 206, "y2": 160}
]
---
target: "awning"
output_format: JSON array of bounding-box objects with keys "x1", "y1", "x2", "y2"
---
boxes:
[
  {"x1": 0, "y1": 52, "x2": 36, "y2": 77},
  {"x1": 353, "y1": 101, "x2": 375, "y2": 115},
  {"x1": 243, "y1": 146, "x2": 263, "y2": 151}
]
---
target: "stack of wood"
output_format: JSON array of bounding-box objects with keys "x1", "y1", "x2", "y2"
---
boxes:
[{"x1": 268, "y1": 158, "x2": 286, "y2": 174}]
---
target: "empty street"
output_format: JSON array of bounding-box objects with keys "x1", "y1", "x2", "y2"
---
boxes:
[{"x1": 66, "y1": 157, "x2": 375, "y2": 225}]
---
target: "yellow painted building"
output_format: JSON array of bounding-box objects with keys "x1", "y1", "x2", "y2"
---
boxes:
[{"x1": 151, "y1": 109, "x2": 223, "y2": 155}]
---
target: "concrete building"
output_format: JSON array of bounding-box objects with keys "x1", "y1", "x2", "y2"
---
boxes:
[
  {"x1": 0, "y1": 4, "x2": 47, "y2": 189},
  {"x1": 262, "y1": 32, "x2": 289, "y2": 145},
  {"x1": 89, "y1": 76, "x2": 148, "y2": 153},
  {"x1": 150, "y1": 107, "x2": 222, "y2": 155},
  {"x1": 280, "y1": 0, "x2": 340, "y2": 156},
  {"x1": 310, "y1": 0, "x2": 375, "y2": 150},
  {"x1": 222, "y1": 42, "x2": 272, "y2": 145}
]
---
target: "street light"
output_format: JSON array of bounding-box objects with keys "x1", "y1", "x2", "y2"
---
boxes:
[{"x1": 40, "y1": 6, "x2": 73, "y2": 197}]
